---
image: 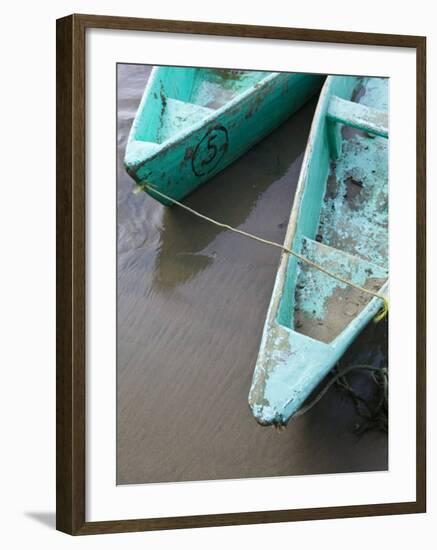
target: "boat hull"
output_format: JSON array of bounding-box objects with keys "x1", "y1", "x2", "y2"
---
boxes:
[
  {"x1": 248, "y1": 75, "x2": 389, "y2": 426},
  {"x1": 124, "y1": 69, "x2": 324, "y2": 204}
]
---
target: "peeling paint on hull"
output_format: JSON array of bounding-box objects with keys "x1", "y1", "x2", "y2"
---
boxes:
[
  {"x1": 248, "y1": 76, "x2": 389, "y2": 426},
  {"x1": 124, "y1": 66, "x2": 324, "y2": 204}
]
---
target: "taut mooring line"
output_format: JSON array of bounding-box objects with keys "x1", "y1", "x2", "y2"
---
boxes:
[{"x1": 143, "y1": 184, "x2": 389, "y2": 321}]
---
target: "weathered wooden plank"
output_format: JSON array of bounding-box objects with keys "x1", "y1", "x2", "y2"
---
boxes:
[{"x1": 327, "y1": 95, "x2": 388, "y2": 138}]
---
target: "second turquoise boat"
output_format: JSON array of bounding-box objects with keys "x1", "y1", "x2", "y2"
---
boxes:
[
  {"x1": 248, "y1": 75, "x2": 389, "y2": 426},
  {"x1": 124, "y1": 66, "x2": 324, "y2": 204}
]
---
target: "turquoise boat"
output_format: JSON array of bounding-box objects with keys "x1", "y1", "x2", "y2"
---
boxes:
[
  {"x1": 124, "y1": 66, "x2": 324, "y2": 204},
  {"x1": 248, "y1": 75, "x2": 389, "y2": 426}
]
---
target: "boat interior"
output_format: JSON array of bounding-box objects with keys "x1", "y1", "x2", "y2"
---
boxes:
[
  {"x1": 133, "y1": 67, "x2": 270, "y2": 144},
  {"x1": 277, "y1": 76, "x2": 389, "y2": 344}
]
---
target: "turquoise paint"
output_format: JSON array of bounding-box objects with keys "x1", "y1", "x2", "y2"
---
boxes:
[
  {"x1": 321, "y1": 133, "x2": 388, "y2": 268},
  {"x1": 248, "y1": 76, "x2": 389, "y2": 426},
  {"x1": 124, "y1": 67, "x2": 324, "y2": 204},
  {"x1": 327, "y1": 96, "x2": 388, "y2": 138},
  {"x1": 326, "y1": 117, "x2": 342, "y2": 160}
]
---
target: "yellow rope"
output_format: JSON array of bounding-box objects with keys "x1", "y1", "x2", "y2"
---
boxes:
[{"x1": 143, "y1": 184, "x2": 389, "y2": 322}]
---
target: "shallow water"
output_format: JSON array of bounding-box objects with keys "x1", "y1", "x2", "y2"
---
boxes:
[{"x1": 117, "y1": 64, "x2": 388, "y2": 485}]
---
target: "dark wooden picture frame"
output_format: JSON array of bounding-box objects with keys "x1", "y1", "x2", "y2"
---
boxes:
[{"x1": 56, "y1": 13, "x2": 426, "y2": 535}]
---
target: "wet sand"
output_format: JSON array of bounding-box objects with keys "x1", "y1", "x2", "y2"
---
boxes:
[{"x1": 116, "y1": 64, "x2": 388, "y2": 485}]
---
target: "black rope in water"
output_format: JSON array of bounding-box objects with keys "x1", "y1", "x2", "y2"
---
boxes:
[{"x1": 293, "y1": 364, "x2": 388, "y2": 434}]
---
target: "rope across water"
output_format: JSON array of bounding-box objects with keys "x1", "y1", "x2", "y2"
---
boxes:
[{"x1": 143, "y1": 184, "x2": 389, "y2": 321}]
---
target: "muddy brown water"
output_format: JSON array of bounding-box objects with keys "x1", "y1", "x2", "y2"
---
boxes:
[{"x1": 117, "y1": 64, "x2": 388, "y2": 485}]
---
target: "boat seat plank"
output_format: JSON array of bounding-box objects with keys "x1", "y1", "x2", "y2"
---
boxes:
[
  {"x1": 327, "y1": 95, "x2": 389, "y2": 138},
  {"x1": 294, "y1": 237, "x2": 388, "y2": 343}
]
